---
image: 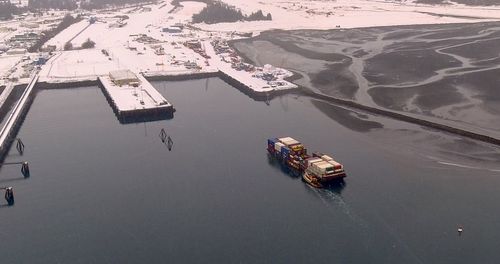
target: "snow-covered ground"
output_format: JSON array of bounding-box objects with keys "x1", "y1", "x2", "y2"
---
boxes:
[
  {"x1": 197, "y1": 0, "x2": 500, "y2": 33},
  {"x1": 45, "y1": 20, "x2": 91, "y2": 50},
  {"x1": 99, "y1": 73, "x2": 172, "y2": 113},
  {"x1": 204, "y1": 40, "x2": 297, "y2": 93},
  {"x1": 39, "y1": 49, "x2": 116, "y2": 79},
  {"x1": 36, "y1": 0, "x2": 500, "y2": 92},
  {"x1": 43, "y1": 2, "x2": 214, "y2": 79},
  {"x1": 40, "y1": 0, "x2": 296, "y2": 94},
  {"x1": 0, "y1": 55, "x2": 24, "y2": 78}
]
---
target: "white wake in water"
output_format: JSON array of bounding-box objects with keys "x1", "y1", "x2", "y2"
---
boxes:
[
  {"x1": 308, "y1": 185, "x2": 368, "y2": 228},
  {"x1": 426, "y1": 155, "x2": 500, "y2": 172}
]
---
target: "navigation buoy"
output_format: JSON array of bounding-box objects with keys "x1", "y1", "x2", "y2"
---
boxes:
[
  {"x1": 458, "y1": 225, "x2": 463, "y2": 236},
  {"x1": 167, "y1": 136, "x2": 173, "y2": 151},
  {"x1": 21, "y1": 161, "x2": 30, "y2": 177},
  {"x1": 16, "y1": 138, "x2": 25, "y2": 155},
  {"x1": 4, "y1": 187, "x2": 14, "y2": 206},
  {"x1": 159, "y1": 128, "x2": 167, "y2": 143}
]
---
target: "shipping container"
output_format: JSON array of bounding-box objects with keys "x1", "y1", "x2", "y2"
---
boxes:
[
  {"x1": 328, "y1": 160, "x2": 343, "y2": 170},
  {"x1": 278, "y1": 137, "x2": 294, "y2": 142},
  {"x1": 321, "y1": 155, "x2": 334, "y2": 161},
  {"x1": 281, "y1": 146, "x2": 290, "y2": 160},
  {"x1": 278, "y1": 137, "x2": 300, "y2": 146},
  {"x1": 289, "y1": 143, "x2": 304, "y2": 152},
  {"x1": 275, "y1": 142, "x2": 285, "y2": 152},
  {"x1": 268, "y1": 138, "x2": 278, "y2": 152},
  {"x1": 306, "y1": 158, "x2": 322, "y2": 168},
  {"x1": 310, "y1": 161, "x2": 335, "y2": 176},
  {"x1": 268, "y1": 138, "x2": 278, "y2": 147}
]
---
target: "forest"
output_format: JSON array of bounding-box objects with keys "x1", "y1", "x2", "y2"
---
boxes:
[{"x1": 190, "y1": 1, "x2": 272, "y2": 24}]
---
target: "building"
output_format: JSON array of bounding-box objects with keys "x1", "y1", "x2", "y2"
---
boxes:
[
  {"x1": 10, "y1": 32, "x2": 39, "y2": 42},
  {"x1": 35, "y1": 57, "x2": 48, "y2": 65},
  {"x1": 162, "y1": 26, "x2": 182, "y2": 33},
  {"x1": 41, "y1": 45, "x2": 56, "y2": 52},
  {"x1": 109, "y1": 70, "x2": 139, "y2": 86},
  {"x1": 20, "y1": 22, "x2": 39, "y2": 29},
  {"x1": 6, "y1": 48, "x2": 26, "y2": 55}
]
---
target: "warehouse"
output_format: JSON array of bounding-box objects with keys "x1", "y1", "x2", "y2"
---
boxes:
[{"x1": 109, "y1": 70, "x2": 139, "y2": 86}]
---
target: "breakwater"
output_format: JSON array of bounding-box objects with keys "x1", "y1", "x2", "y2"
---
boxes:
[{"x1": 301, "y1": 88, "x2": 500, "y2": 146}]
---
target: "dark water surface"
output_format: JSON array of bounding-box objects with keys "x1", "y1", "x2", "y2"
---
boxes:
[{"x1": 0, "y1": 78, "x2": 499, "y2": 263}]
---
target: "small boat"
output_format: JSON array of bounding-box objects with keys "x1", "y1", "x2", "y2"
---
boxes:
[{"x1": 302, "y1": 171, "x2": 323, "y2": 188}]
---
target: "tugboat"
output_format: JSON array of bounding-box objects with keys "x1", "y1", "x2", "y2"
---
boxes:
[{"x1": 302, "y1": 171, "x2": 323, "y2": 188}]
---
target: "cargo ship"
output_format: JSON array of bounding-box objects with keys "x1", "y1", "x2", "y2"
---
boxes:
[{"x1": 267, "y1": 137, "x2": 346, "y2": 187}]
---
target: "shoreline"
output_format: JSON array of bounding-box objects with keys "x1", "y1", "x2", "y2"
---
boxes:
[{"x1": 11, "y1": 72, "x2": 500, "y2": 149}]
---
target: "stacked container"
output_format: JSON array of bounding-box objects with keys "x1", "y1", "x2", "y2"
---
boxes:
[
  {"x1": 308, "y1": 161, "x2": 335, "y2": 178},
  {"x1": 267, "y1": 138, "x2": 278, "y2": 153},
  {"x1": 278, "y1": 137, "x2": 306, "y2": 156},
  {"x1": 267, "y1": 137, "x2": 346, "y2": 181},
  {"x1": 275, "y1": 142, "x2": 285, "y2": 154},
  {"x1": 281, "y1": 146, "x2": 290, "y2": 161}
]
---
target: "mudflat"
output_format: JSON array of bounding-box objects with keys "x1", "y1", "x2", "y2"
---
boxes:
[{"x1": 232, "y1": 22, "x2": 500, "y2": 135}]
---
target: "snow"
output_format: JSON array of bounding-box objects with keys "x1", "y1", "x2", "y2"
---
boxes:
[
  {"x1": 197, "y1": 0, "x2": 500, "y2": 33},
  {"x1": 39, "y1": 49, "x2": 116, "y2": 78},
  {"x1": 43, "y1": 2, "x2": 213, "y2": 78},
  {"x1": 99, "y1": 73, "x2": 172, "y2": 113},
  {"x1": 37, "y1": 0, "x2": 500, "y2": 95},
  {"x1": 0, "y1": 55, "x2": 24, "y2": 79},
  {"x1": 204, "y1": 40, "x2": 297, "y2": 93},
  {"x1": 174, "y1": 1, "x2": 207, "y2": 22},
  {"x1": 45, "y1": 20, "x2": 91, "y2": 50}
]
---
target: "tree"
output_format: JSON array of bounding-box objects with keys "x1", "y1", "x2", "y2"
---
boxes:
[
  {"x1": 0, "y1": 2, "x2": 20, "y2": 20},
  {"x1": 28, "y1": 14, "x2": 80, "y2": 52},
  {"x1": 81, "y1": 38, "x2": 96, "y2": 49},
  {"x1": 64, "y1": 41, "x2": 73, "y2": 50}
]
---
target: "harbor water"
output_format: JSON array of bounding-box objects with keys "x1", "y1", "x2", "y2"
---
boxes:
[{"x1": 0, "y1": 78, "x2": 499, "y2": 263}]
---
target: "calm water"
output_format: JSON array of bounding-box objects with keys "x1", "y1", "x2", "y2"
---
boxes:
[{"x1": 0, "y1": 78, "x2": 499, "y2": 263}]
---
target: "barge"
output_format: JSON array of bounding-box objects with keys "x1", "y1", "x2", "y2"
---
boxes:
[{"x1": 267, "y1": 137, "x2": 346, "y2": 188}]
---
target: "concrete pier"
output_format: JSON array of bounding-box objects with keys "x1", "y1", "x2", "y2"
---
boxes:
[
  {"x1": 98, "y1": 71, "x2": 174, "y2": 123},
  {"x1": 0, "y1": 74, "x2": 38, "y2": 160},
  {"x1": 203, "y1": 40, "x2": 298, "y2": 98}
]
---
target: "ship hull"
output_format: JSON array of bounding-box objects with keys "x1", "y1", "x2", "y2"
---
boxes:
[
  {"x1": 302, "y1": 172, "x2": 323, "y2": 188},
  {"x1": 319, "y1": 172, "x2": 347, "y2": 182}
]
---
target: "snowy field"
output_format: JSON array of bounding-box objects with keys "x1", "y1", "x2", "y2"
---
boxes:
[
  {"x1": 45, "y1": 20, "x2": 91, "y2": 50},
  {"x1": 0, "y1": 55, "x2": 24, "y2": 79},
  {"x1": 43, "y1": 1, "x2": 215, "y2": 80},
  {"x1": 40, "y1": 49, "x2": 116, "y2": 78},
  {"x1": 198, "y1": 0, "x2": 500, "y2": 33}
]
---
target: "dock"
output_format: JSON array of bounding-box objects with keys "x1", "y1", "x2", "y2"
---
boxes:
[
  {"x1": 98, "y1": 70, "x2": 174, "y2": 123},
  {"x1": 203, "y1": 40, "x2": 298, "y2": 99},
  {"x1": 0, "y1": 73, "x2": 38, "y2": 160}
]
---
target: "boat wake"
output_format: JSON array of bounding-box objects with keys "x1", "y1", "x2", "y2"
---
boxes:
[
  {"x1": 309, "y1": 185, "x2": 368, "y2": 228},
  {"x1": 426, "y1": 155, "x2": 500, "y2": 172},
  {"x1": 438, "y1": 161, "x2": 500, "y2": 172}
]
